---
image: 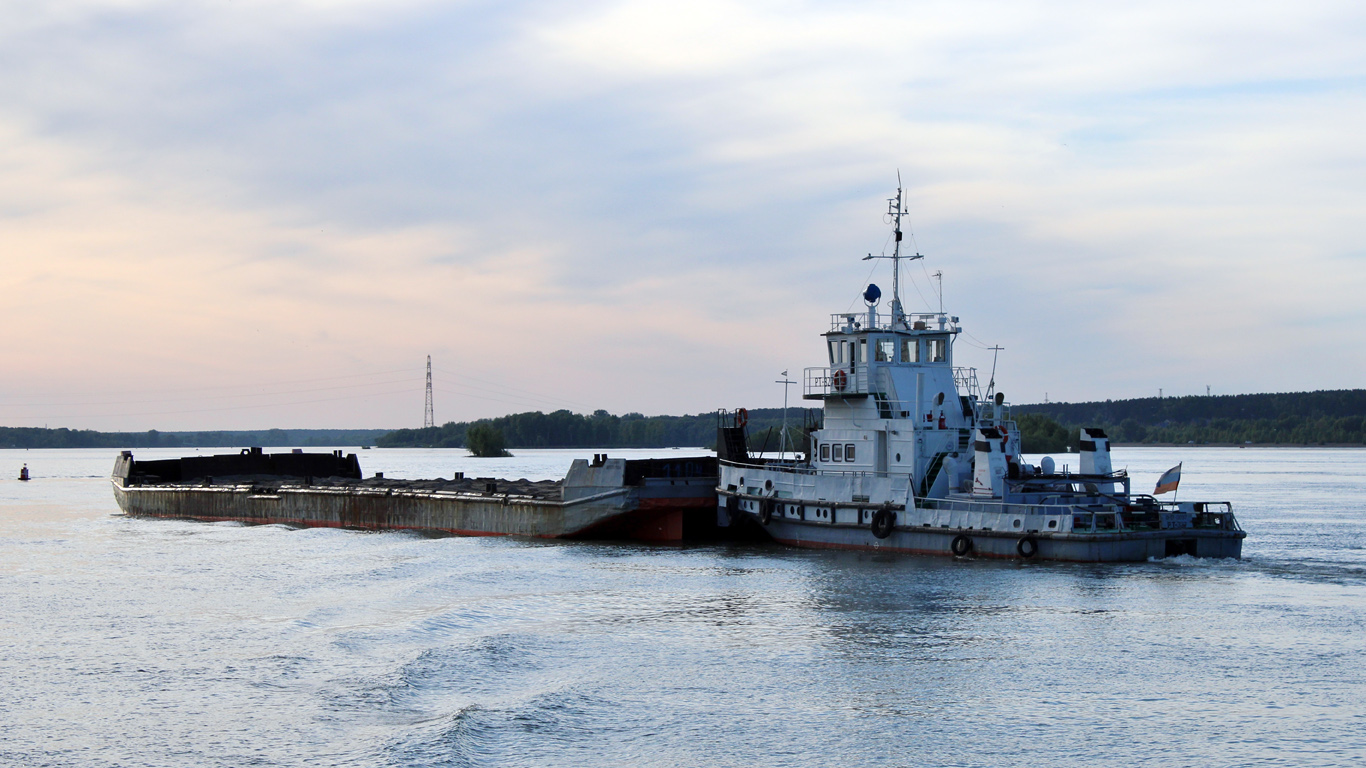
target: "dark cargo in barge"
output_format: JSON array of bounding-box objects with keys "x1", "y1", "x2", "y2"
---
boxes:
[{"x1": 112, "y1": 448, "x2": 719, "y2": 542}]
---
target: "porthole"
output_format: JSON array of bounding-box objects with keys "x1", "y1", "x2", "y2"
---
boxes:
[
  {"x1": 1012, "y1": 519, "x2": 1022, "y2": 529},
  {"x1": 1047, "y1": 520, "x2": 1058, "y2": 529},
  {"x1": 895, "y1": 453, "x2": 901, "y2": 462}
]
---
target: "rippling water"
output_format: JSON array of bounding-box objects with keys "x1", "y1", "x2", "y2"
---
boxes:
[{"x1": 2, "y1": 446, "x2": 1363, "y2": 767}]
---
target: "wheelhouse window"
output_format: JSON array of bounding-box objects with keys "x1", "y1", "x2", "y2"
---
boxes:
[
  {"x1": 858, "y1": 338, "x2": 868, "y2": 363},
  {"x1": 876, "y1": 339, "x2": 894, "y2": 363},
  {"x1": 820, "y1": 443, "x2": 830, "y2": 461},
  {"x1": 929, "y1": 337, "x2": 947, "y2": 363},
  {"x1": 845, "y1": 444, "x2": 856, "y2": 461},
  {"x1": 833, "y1": 444, "x2": 843, "y2": 461},
  {"x1": 828, "y1": 340, "x2": 838, "y2": 364},
  {"x1": 901, "y1": 338, "x2": 919, "y2": 363}
]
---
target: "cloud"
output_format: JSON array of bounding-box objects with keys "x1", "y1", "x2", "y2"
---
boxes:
[{"x1": 0, "y1": 0, "x2": 1363, "y2": 429}]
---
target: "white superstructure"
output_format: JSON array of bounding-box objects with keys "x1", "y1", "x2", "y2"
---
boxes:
[{"x1": 715, "y1": 184, "x2": 1244, "y2": 561}]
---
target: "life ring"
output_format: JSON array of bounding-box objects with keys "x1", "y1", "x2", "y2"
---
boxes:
[
  {"x1": 735, "y1": 408, "x2": 748, "y2": 428},
  {"x1": 871, "y1": 508, "x2": 896, "y2": 539},
  {"x1": 1017, "y1": 536, "x2": 1039, "y2": 559},
  {"x1": 759, "y1": 497, "x2": 775, "y2": 525},
  {"x1": 951, "y1": 534, "x2": 973, "y2": 556},
  {"x1": 832, "y1": 369, "x2": 848, "y2": 391}
]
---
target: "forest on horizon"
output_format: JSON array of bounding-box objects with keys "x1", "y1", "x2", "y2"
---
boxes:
[
  {"x1": 381, "y1": 389, "x2": 1366, "y2": 452},
  {"x1": 3, "y1": 389, "x2": 1361, "y2": 451},
  {"x1": 0, "y1": 427, "x2": 389, "y2": 450}
]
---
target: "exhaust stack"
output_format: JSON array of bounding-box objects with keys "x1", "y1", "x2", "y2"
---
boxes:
[
  {"x1": 973, "y1": 427, "x2": 1008, "y2": 497},
  {"x1": 1079, "y1": 428, "x2": 1112, "y2": 476}
]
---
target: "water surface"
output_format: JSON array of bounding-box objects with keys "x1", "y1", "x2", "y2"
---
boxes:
[{"x1": 1, "y1": 446, "x2": 1362, "y2": 766}]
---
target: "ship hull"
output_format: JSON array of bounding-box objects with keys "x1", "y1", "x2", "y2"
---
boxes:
[
  {"x1": 755, "y1": 514, "x2": 1244, "y2": 561},
  {"x1": 718, "y1": 482, "x2": 1245, "y2": 563},
  {"x1": 111, "y1": 451, "x2": 719, "y2": 542},
  {"x1": 112, "y1": 482, "x2": 642, "y2": 539}
]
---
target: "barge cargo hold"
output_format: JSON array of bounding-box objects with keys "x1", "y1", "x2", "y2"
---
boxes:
[{"x1": 112, "y1": 448, "x2": 719, "y2": 542}]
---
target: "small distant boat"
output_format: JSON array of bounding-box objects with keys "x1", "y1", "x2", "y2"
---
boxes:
[
  {"x1": 18, "y1": 464, "x2": 30, "y2": 481},
  {"x1": 361, "y1": 446, "x2": 372, "y2": 450}
]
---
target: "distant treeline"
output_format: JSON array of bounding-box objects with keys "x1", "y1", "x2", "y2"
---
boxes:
[
  {"x1": 7, "y1": 388, "x2": 1360, "y2": 452},
  {"x1": 377, "y1": 409, "x2": 821, "y2": 450},
  {"x1": 383, "y1": 390, "x2": 1366, "y2": 453},
  {"x1": 0, "y1": 427, "x2": 390, "y2": 450},
  {"x1": 1014, "y1": 389, "x2": 1366, "y2": 451}
]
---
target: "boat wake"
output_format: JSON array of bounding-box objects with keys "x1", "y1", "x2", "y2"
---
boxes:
[{"x1": 1146, "y1": 554, "x2": 1246, "y2": 567}]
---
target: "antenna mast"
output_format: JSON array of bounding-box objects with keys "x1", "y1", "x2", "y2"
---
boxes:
[
  {"x1": 985, "y1": 345, "x2": 1004, "y2": 399},
  {"x1": 863, "y1": 173, "x2": 923, "y2": 323},
  {"x1": 423, "y1": 355, "x2": 435, "y2": 429},
  {"x1": 776, "y1": 370, "x2": 795, "y2": 460},
  {"x1": 890, "y1": 183, "x2": 904, "y2": 322}
]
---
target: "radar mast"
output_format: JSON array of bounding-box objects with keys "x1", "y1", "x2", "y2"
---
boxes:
[{"x1": 863, "y1": 174, "x2": 923, "y2": 325}]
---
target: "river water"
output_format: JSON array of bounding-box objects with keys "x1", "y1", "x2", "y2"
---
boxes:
[{"x1": 1, "y1": 446, "x2": 1363, "y2": 767}]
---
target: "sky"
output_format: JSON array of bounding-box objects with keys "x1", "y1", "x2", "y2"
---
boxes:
[{"x1": 1, "y1": 0, "x2": 1363, "y2": 431}]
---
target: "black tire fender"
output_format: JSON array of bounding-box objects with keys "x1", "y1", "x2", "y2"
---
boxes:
[
  {"x1": 1017, "y1": 536, "x2": 1039, "y2": 559},
  {"x1": 871, "y1": 508, "x2": 896, "y2": 539},
  {"x1": 951, "y1": 534, "x2": 973, "y2": 557},
  {"x1": 759, "y1": 497, "x2": 774, "y2": 525}
]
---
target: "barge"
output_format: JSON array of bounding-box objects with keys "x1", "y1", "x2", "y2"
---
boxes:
[
  {"x1": 112, "y1": 448, "x2": 718, "y2": 542},
  {"x1": 715, "y1": 183, "x2": 1246, "y2": 561}
]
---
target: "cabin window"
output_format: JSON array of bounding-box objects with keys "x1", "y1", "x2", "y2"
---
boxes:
[
  {"x1": 839, "y1": 339, "x2": 848, "y2": 364},
  {"x1": 828, "y1": 340, "x2": 838, "y2": 364},
  {"x1": 845, "y1": 444, "x2": 856, "y2": 462},
  {"x1": 901, "y1": 338, "x2": 919, "y2": 363},
  {"x1": 833, "y1": 444, "x2": 843, "y2": 461},
  {"x1": 876, "y1": 339, "x2": 894, "y2": 363},
  {"x1": 820, "y1": 443, "x2": 830, "y2": 461},
  {"x1": 929, "y1": 337, "x2": 946, "y2": 362},
  {"x1": 858, "y1": 338, "x2": 868, "y2": 363}
]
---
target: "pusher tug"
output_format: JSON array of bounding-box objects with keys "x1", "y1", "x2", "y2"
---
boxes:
[{"x1": 715, "y1": 185, "x2": 1245, "y2": 561}]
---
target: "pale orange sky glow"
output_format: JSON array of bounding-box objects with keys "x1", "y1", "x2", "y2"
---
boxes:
[{"x1": 2, "y1": 1, "x2": 1363, "y2": 431}]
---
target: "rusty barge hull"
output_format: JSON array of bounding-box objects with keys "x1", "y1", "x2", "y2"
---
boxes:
[
  {"x1": 111, "y1": 483, "x2": 648, "y2": 538},
  {"x1": 111, "y1": 450, "x2": 719, "y2": 541}
]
